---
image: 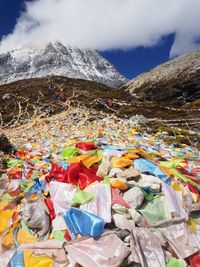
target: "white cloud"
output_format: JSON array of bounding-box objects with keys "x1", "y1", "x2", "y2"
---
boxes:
[{"x1": 0, "y1": 0, "x2": 200, "y2": 57}]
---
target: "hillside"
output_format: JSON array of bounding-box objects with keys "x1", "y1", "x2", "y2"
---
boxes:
[
  {"x1": 0, "y1": 76, "x2": 131, "y2": 127},
  {"x1": 0, "y1": 76, "x2": 199, "y2": 148},
  {"x1": 122, "y1": 50, "x2": 200, "y2": 108}
]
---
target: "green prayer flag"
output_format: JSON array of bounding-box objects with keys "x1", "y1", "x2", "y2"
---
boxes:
[
  {"x1": 71, "y1": 189, "x2": 93, "y2": 206},
  {"x1": 61, "y1": 147, "x2": 80, "y2": 159},
  {"x1": 1, "y1": 193, "x2": 14, "y2": 201},
  {"x1": 52, "y1": 231, "x2": 65, "y2": 241},
  {"x1": 167, "y1": 257, "x2": 186, "y2": 267},
  {"x1": 7, "y1": 159, "x2": 23, "y2": 168},
  {"x1": 103, "y1": 176, "x2": 111, "y2": 185},
  {"x1": 140, "y1": 188, "x2": 155, "y2": 201},
  {"x1": 112, "y1": 204, "x2": 128, "y2": 215},
  {"x1": 138, "y1": 195, "x2": 171, "y2": 225},
  {"x1": 159, "y1": 161, "x2": 177, "y2": 169},
  {"x1": 171, "y1": 168, "x2": 199, "y2": 187}
]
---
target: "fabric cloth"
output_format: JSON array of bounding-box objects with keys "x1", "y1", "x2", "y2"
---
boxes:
[
  {"x1": 137, "y1": 174, "x2": 161, "y2": 192},
  {"x1": 111, "y1": 157, "x2": 132, "y2": 168},
  {"x1": 80, "y1": 183, "x2": 112, "y2": 223},
  {"x1": 103, "y1": 150, "x2": 126, "y2": 159},
  {"x1": 130, "y1": 227, "x2": 166, "y2": 267},
  {"x1": 110, "y1": 179, "x2": 129, "y2": 191},
  {"x1": 117, "y1": 167, "x2": 140, "y2": 180},
  {"x1": 159, "y1": 221, "x2": 198, "y2": 258},
  {"x1": 134, "y1": 158, "x2": 171, "y2": 184},
  {"x1": 161, "y1": 181, "x2": 188, "y2": 219},
  {"x1": 167, "y1": 257, "x2": 187, "y2": 267},
  {"x1": 71, "y1": 189, "x2": 93, "y2": 206},
  {"x1": 66, "y1": 233, "x2": 130, "y2": 267},
  {"x1": 190, "y1": 252, "x2": 200, "y2": 267},
  {"x1": 63, "y1": 207, "x2": 105, "y2": 238},
  {"x1": 61, "y1": 147, "x2": 80, "y2": 160},
  {"x1": 64, "y1": 163, "x2": 102, "y2": 189},
  {"x1": 20, "y1": 200, "x2": 50, "y2": 237},
  {"x1": 10, "y1": 228, "x2": 25, "y2": 267},
  {"x1": 0, "y1": 249, "x2": 16, "y2": 267},
  {"x1": 75, "y1": 142, "x2": 97, "y2": 151},
  {"x1": 27, "y1": 178, "x2": 46, "y2": 196},
  {"x1": 112, "y1": 188, "x2": 131, "y2": 208},
  {"x1": 19, "y1": 240, "x2": 64, "y2": 266},
  {"x1": 52, "y1": 214, "x2": 67, "y2": 231},
  {"x1": 46, "y1": 163, "x2": 67, "y2": 183},
  {"x1": 0, "y1": 210, "x2": 15, "y2": 232},
  {"x1": 113, "y1": 214, "x2": 133, "y2": 230},
  {"x1": 44, "y1": 198, "x2": 56, "y2": 221},
  {"x1": 138, "y1": 195, "x2": 171, "y2": 225},
  {"x1": 78, "y1": 168, "x2": 102, "y2": 190},
  {"x1": 96, "y1": 159, "x2": 111, "y2": 177},
  {"x1": 49, "y1": 181, "x2": 76, "y2": 214},
  {"x1": 67, "y1": 154, "x2": 102, "y2": 169}
]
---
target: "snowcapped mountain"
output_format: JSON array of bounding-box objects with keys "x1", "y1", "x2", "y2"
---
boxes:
[{"x1": 0, "y1": 42, "x2": 127, "y2": 87}]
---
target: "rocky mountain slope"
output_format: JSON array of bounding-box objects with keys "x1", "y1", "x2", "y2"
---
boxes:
[
  {"x1": 0, "y1": 76, "x2": 199, "y2": 133},
  {"x1": 0, "y1": 76, "x2": 132, "y2": 127},
  {"x1": 0, "y1": 42, "x2": 127, "y2": 87},
  {"x1": 122, "y1": 50, "x2": 200, "y2": 106}
]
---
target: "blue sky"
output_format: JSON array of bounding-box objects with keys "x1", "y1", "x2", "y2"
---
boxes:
[
  {"x1": 101, "y1": 35, "x2": 174, "y2": 79},
  {"x1": 0, "y1": 0, "x2": 199, "y2": 79},
  {"x1": 0, "y1": 0, "x2": 23, "y2": 38}
]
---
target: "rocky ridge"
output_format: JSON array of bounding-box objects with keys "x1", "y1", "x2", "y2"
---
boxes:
[{"x1": 122, "y1": 50, "x2": 200, "y2": 106}]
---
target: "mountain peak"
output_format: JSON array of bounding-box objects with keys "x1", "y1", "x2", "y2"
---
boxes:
[
  {"x1": 0, "y1": 42, "x2": 127, "y2": 87},
  {"x1": 46, "y1": 41, "x2": 67, "y2": 50}
]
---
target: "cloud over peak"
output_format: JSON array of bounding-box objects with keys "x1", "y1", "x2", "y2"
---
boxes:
[{"x1": 0, "y1": 0, "x2": 200, "y2": 57}]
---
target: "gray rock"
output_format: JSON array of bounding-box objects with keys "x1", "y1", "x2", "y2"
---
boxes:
[
  {"x1": 113, "y1": 214, "x2": 134, "y2": 231},
  {"x1": 117, "y1": 167, "x2": 140, "y2": 180},
  {"x1": 115, "y1": 229, "x2": 130, "y2": 240},
  {"x1": 128, "y1": 209, "x2": 146, "y2": 227},
  {"x1": 123, "y1": 187, "x2": 144, "y2": 209}
]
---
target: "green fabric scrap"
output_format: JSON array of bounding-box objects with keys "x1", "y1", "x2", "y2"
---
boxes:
[
  {"x1": 20, "y1": 181, "x2": 34, "y2": 193},
  {"x1": 61, "y1": 147, "x2": 80, "y2": 159},
  {"x1": 103, "y1": 176, "x2": 111, "y2": 185},
  {"x1": 160, "y1": 159, "x2": 185, "y2": 169},
  {"x1": 7, "y1": 159, "x2": 23, "y2": 168},
  {"x1": 71, "y1": 189, "x2": 93, "y2": 206},
  {"x1": 30, "y1": 171, "x2": 41, "y2": 179},
  {"x1": 86, "y1": 149, "x2": 103, "y2": 157},
  {"x1": 170, "y1": 168, "x2": 199, "y2": 187},
  {"x1": 86, "y1": 149, "x2": 98, "y2": 155},
  {"x1": 52, "y1": 231, "x2": 65, "y2": 241},
  {"x1": 140, "y1": 188, "x2": 155, "y2": 201},
  {"x1": 159, "y1": 160, "x2": 199, "y2": 187},
  {"x1": 159, "y1": 161, "x2": 177, "y2": 169},
  {"x1": 20, "y1": 220, "x2": 32, "y2": 235},
  {"x1": 20, "y1": 181, "x2": 29, "y2": 191},
  {"x1": 138, "y1": 195, "x2": 171, "y2": 225},
  {"x1": 30, "y1": 158, "x2": 41, "y2": 164},
  {"x1": 112, "y1": 203, "x2": 128, "y2": 215},
  {"x1": 1, "y1": 193, "x2": 14, "y2": 201},
  {"x1": 167, "y1": 257, "x2": 186, "y2": 267}
]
